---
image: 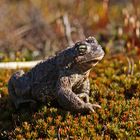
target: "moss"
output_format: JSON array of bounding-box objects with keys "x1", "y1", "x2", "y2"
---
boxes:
[{"x1": 0, "y1": 54, "x2": 140, "y2": 139}]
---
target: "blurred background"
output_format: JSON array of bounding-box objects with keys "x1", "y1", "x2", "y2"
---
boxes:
[{"x1": 0, "y1": 0, "x2": 139, "y2": 61}]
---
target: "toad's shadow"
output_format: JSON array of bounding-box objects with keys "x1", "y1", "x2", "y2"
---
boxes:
[{"x1": 0, "y1": 95, "x2": 69, "y2": 139}]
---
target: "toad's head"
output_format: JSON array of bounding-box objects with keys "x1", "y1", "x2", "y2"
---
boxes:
[{"x1": 74, "y1": 36, "x2": 105, "y2": 69}]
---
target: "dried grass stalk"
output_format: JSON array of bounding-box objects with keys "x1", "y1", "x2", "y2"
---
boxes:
[{"x1": 0, "y1": 61, "x2": 40, "y2": 69}]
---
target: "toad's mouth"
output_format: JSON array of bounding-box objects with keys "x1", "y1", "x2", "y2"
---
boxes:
[{"x1": 86, "y1": 55, "x2": 104, "y2": 64}]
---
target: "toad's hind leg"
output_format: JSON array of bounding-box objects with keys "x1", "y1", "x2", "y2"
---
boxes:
[
  {"x1": 8, "y1": 70, "x2": 35, "y2": 109},
  {"x1": 8, "y1": 70, "x2": 24, "y2": 108}
]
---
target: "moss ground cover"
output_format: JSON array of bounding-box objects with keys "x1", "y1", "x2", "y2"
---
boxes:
[{"x1": 0, "y1": 54, "x2": 140, "y2": 139}]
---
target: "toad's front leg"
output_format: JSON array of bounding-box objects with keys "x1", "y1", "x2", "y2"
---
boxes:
[
  {"x1": 56, "y1": 76, "x2": 101, "y2": 113},
  {"x1": 77, "y1": 93, "x2": 89, "y2": 103},
  {"x1": 76, "y1": 77, "x2": 101, "y2": 109},
  {"x1": 76, "y1": 78, "x2": 90, "y2": 103}
]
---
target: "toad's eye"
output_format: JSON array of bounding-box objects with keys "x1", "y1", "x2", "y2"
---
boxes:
[
  {"x1": 78, "y1": 45, "x2": 87, "y2": 54},
  {"x1": 77, "y1": 44, "x2": 91, "y2": 55}
]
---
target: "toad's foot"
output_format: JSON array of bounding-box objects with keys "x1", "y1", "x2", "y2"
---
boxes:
[{"x1": 85, "y1": 103, "x2": 101, "y2": 113}]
